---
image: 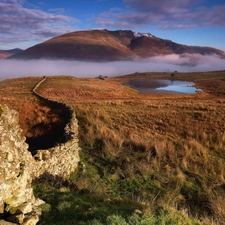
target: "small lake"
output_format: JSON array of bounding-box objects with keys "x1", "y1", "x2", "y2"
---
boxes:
[{"x1": 126, "y1": 79, "x2": 203, "y2": 94}]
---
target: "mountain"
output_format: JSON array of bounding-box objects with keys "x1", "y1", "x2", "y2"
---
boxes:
[
  {"x1": 10, "y1": 29, "x2": 225, "y2": 60},
  {"x1": 0, "y1": 48, "x2": 23, "y2": 59}
]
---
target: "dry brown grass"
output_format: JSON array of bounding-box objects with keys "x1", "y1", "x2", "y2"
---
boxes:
[
  {"x1": 0, "y1": 77, "x2": 65, "y2": 147},
  {"x1": 39, "y1": 72, "x2": 225, "y2": 221},
  {"x1": 1, "y1": 71, "x2": 225, "y2": 222}
]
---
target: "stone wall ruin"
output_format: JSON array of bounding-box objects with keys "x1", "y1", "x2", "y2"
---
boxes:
[{"x1": 0, "y1": 77, "x2": 80, "y2": 224}]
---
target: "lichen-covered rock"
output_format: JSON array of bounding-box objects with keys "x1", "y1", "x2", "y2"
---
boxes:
[
  {"x1": 0, "y1": 220, "x2": 17, "y2": 225},
  {"x1": 0, "y1": 105, "x2": 40, "y2": 225}
]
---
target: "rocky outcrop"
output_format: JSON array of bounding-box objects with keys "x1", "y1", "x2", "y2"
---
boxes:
[
  {"x1": 0, "y1": 105, "x2": 43, "y2": 224},
  {"x1": 0, "y1": 77, "x2": 81, "y2": 224}
]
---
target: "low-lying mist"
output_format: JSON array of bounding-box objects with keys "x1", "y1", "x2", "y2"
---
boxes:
[{"x1": 0, "y1": 54, "x2": 225, "y2": 81}]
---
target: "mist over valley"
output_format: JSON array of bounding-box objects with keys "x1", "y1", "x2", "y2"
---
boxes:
[{"x1": 0, "y1": 53, "x2": 225, "y2": 81}]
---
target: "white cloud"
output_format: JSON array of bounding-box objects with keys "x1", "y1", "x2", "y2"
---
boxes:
[
  {"x1": 95, "y1": 0, "x2": 225, "y2": 29},
  {"x1": 0, "y1": 0, "x2": 78, "y2": 47}
]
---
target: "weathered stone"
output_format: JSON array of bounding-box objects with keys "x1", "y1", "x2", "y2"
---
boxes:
[
  {"x1": 0, "y1": 78, "x2": 81, "y2": 224},
  {"x1": 23, "y1": 215, "x2": 39, "y2": 225},
  {"x1": 33, "y1": 198, "x2": 45, "y2": 207},
  {"x1": 9, "y1": 202, "x2": 33, "y2": 215},
  {"x1": 0, "y1": 200, "x2": 4, "y2": 219},
  {"x1": 0, "y1": 220, "x2": 17, "y2": 225},
  {"x1": 0, "y1": 105, "x2": 39, "y2": 224},
  {"x1": 7, "y1": 152, "x2": 13, "y2": 163},
  {"x1": 7, "y1": 213, "x2": 24, "y2": 224}
]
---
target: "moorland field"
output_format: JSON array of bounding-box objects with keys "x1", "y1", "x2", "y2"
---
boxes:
[{"x1": 0, "y1": 71, "x2": 225, "y2": 224}]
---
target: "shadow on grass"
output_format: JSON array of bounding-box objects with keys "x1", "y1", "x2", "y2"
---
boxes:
[{"x1": 33, "y1": 173, "x2": 144, "y2": 225}]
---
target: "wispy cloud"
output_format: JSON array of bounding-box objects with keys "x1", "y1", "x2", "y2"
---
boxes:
[
  {"x1": 0, "y1": 54, "x2": 225, "y2": 81},
  {"x1": 95, "y1": 0, "x2": 225, "y2": 29},
  {"x1": 0, "y1": 0, "x2": 78, "y2": 47}
]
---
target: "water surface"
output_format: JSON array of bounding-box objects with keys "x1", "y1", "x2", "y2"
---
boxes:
[{"x1": 126, "y1": 79, "x2": 202, "y2": 94}]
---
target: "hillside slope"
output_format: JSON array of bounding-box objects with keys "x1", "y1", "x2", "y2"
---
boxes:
[
  {"x1": 0, "y1": 48, "x2": 23, "y2": 59},
  {"x1": 10, "y1": 29, "x2": 225, "y2": 60},
  {"x1": 10, "y1": 30, "x2": 136, "y2": 60}
]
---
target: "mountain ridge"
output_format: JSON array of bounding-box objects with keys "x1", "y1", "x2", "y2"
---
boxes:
[
  {"x1": 9, "y1": 29, "x2": 225, "y2": 60},
  {"x1": 0, "y1": 48, "x2": 23, "y2": 59}
]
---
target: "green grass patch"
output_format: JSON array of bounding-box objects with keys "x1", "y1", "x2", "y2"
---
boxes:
[{"x1": 33, "y1": 183, "x2": 211, "y2": 225}]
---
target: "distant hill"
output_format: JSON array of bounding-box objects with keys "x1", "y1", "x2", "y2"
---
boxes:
[
  {"x1": 10, "y1": 29, "x2": 225, "y2": 60},
  {"x1": 0, "y1": 48, "x2": 23, "y2": 59}
]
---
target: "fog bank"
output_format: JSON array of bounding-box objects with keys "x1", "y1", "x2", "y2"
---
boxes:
[{"x1": 0, "y1": 54, "x2": 225, "y2": 81}]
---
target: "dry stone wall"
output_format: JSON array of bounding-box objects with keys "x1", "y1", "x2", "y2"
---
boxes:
[
  {"x1": 0, "y1": 76, "x2": 81, "y2": 224},
  {"x1": 0, "y1": 105, "x2": 42, "y2": 225},
  {"x1": 32, "y1": 76, "x2": 80, "y2": 180}
]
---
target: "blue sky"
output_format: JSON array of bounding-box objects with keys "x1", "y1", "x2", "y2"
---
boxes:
[{"x1": 1, "y1": 0, "x2": 225, "y2": 50}]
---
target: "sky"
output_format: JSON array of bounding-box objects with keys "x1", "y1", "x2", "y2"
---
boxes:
[{"x1": 0, "y1": 0, "x2": 225, "y2": 50}]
